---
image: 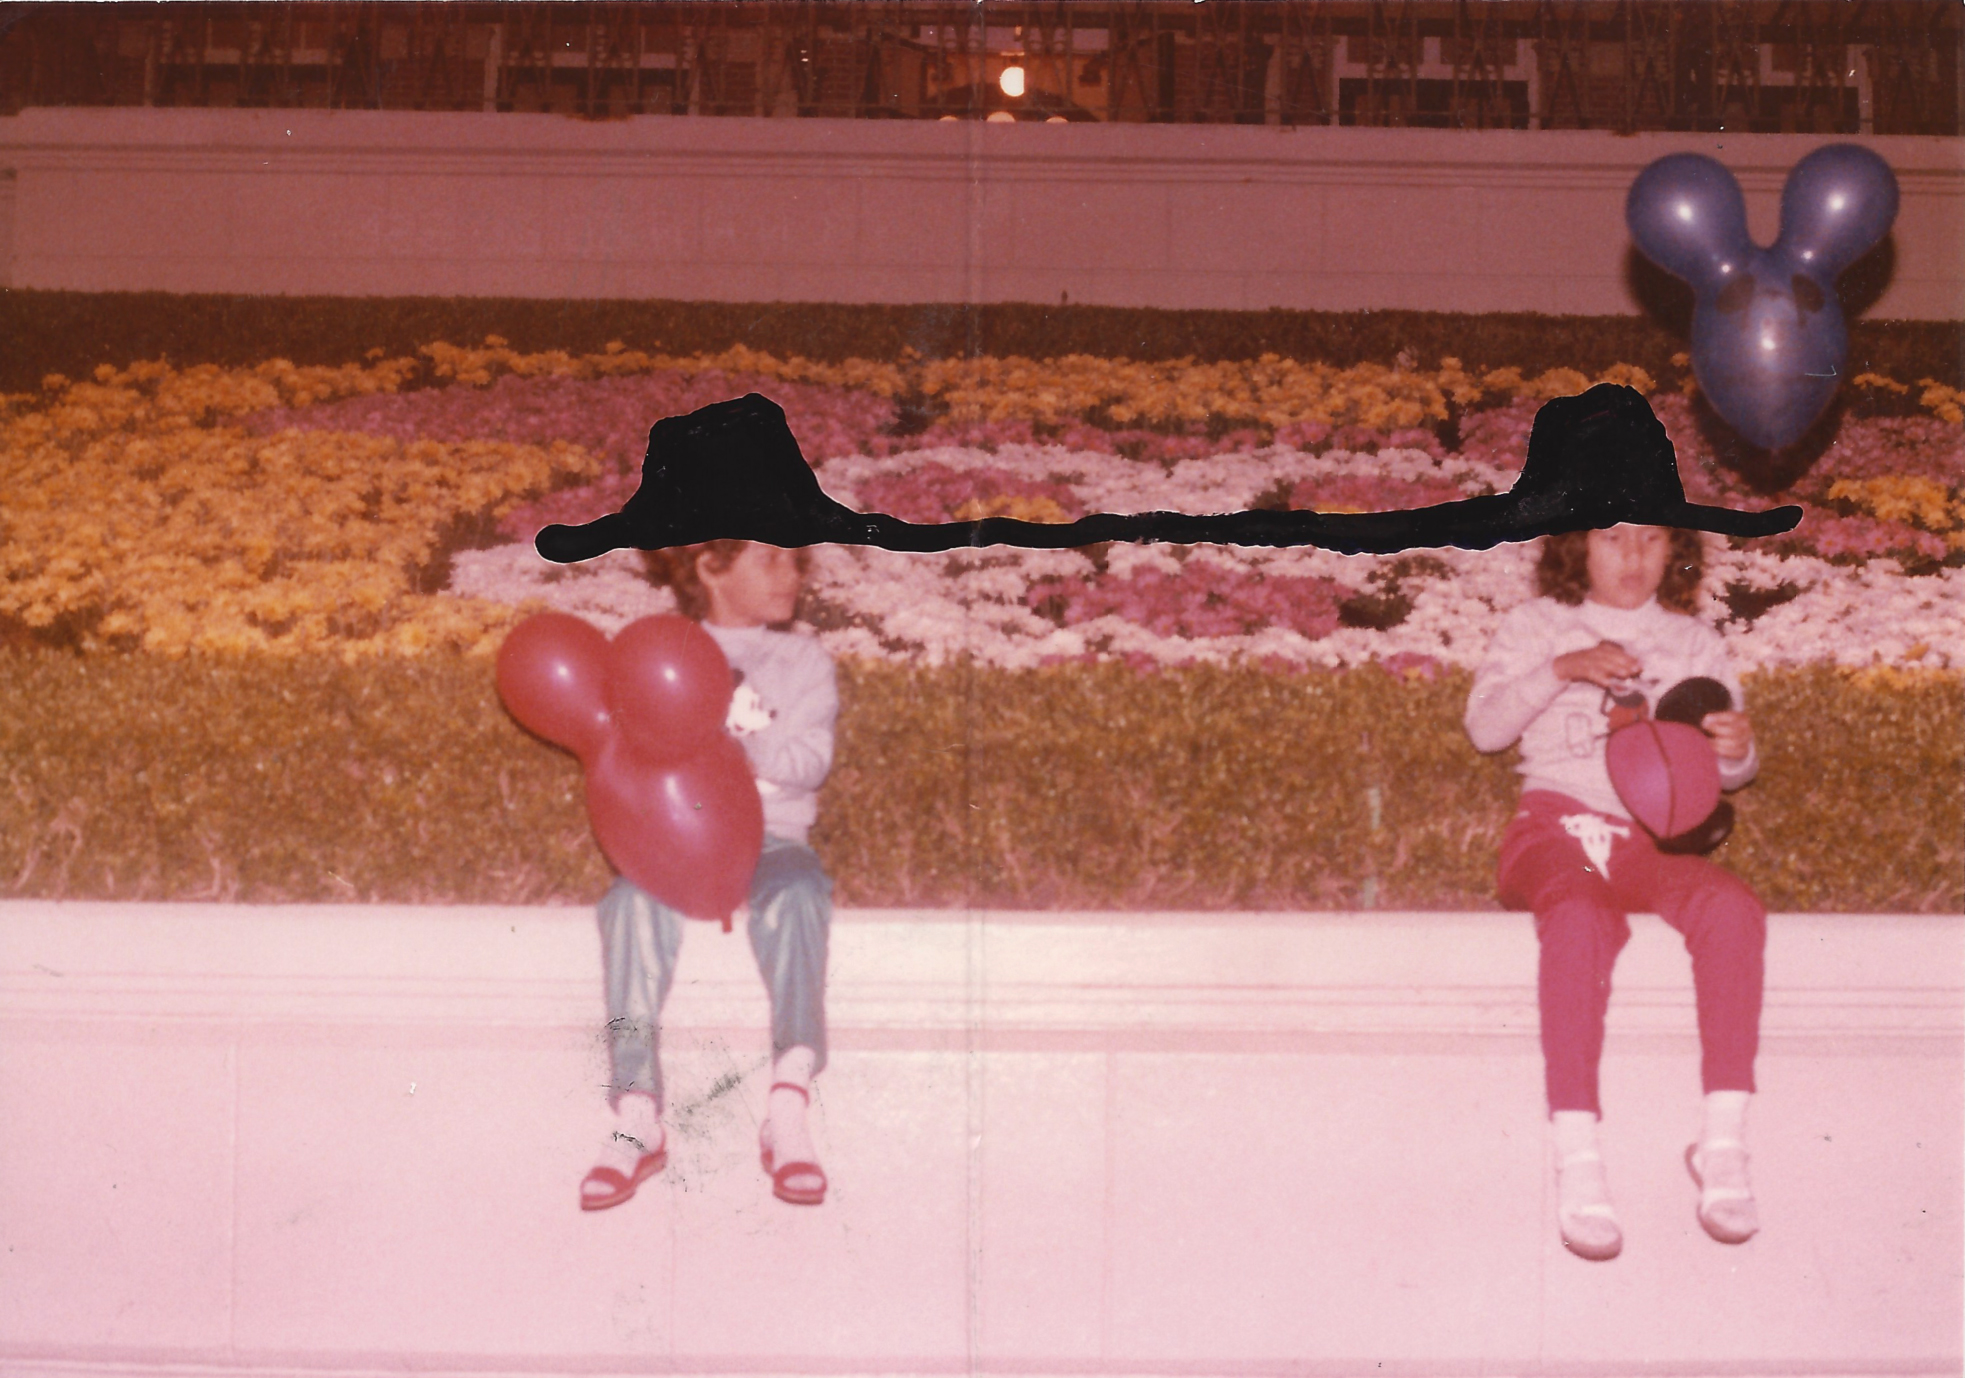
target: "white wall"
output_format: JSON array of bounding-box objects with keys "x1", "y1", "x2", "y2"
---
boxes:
[
  {"x1": 1, "y1": 901, "x2": 1957, "y2": 1376},
  {"x1": 0, "y1": 107, "x2": 1958, "y2": 318}
]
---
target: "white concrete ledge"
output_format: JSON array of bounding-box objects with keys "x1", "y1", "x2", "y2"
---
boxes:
[
  {"x1": 1, "y1": 903, "x2": 1958, "y2": 1378},
  {"x1": 1, "y1": 903, "x2": 1956, "y2": 1046}
]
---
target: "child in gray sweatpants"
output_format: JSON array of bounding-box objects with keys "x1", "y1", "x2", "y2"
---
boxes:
[{"x1": 580, "y1": 541, "x2": 837, "y2": 1210}]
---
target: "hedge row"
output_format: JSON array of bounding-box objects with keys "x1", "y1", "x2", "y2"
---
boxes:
[
  {"x1": 2, "y1": 650, "x2": 1956, "y2": 913},
  {"x1": 3, "y1": 290, "x2": 1958, "y2": 396}
]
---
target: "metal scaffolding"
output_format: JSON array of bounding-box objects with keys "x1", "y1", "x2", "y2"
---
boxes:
[{"x1": 1, "y1": 1, "x2": 1957, "y2": 135}]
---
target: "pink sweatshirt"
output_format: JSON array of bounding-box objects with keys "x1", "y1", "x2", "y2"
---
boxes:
[{"x1": 1464, "y1": 595, "x2": 1758, "y2": 820}]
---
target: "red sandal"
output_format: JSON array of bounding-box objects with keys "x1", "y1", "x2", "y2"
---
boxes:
[
  {"x1": 579, "y1": 1142, "x2": 667, "y2": 1212},
  {"x1": 758, "y1": 1081, "x2": 828, "y2": 1207}
]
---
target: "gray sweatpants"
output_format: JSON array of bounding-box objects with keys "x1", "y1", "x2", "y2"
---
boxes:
[{"x1": 598, "y1": 835, "x2": 832, "y2": 1111}]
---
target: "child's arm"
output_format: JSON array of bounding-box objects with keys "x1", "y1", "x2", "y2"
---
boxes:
[
  {"x1": 743, "y1": 645, "x2": 837, "y2": 793},
  {"x1": 1465, "y1": 605, "x2": 1571, "y2": 753},
  {"x1": 1691, "y1": 629, "x2": 1758, "y2": 789}
]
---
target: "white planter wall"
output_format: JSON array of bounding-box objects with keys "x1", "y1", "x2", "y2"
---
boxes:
[{"x1": 0, "y1": 108, "x2": 1959, "y2": 318}]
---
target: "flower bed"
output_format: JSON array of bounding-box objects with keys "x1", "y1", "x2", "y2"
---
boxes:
[
  {"x1": 3, "y1": 337, "x2": 1960, "y2": 912},
  {"x1": 8, "y1": 342, "x2": 1963, "y2": 672},
  {"x1": 1, "y1": 357, "x2": 593, "y2": 655},
  {"x1": 463, "y1": 426, "x2": 1965, "y2": 674}
]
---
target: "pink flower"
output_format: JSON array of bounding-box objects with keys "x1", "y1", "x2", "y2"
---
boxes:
[
  {"x1": 1454, "y1": 399, "x2": 1539, "y2": 474},
  {"x1": 1374, "y1": 651, "x2": 1444, "y2": 681},
  {"x1": 1776, "y1": 507, "x2": 1950, "y2": 564},
  {"x1": 1029, "y1": 563, "x2": 1356, "y2": 641},
  {"x1": 1273, "y1": 420, "x2": 1332, "y2": 451},
  {"x1": 240, "y1": 370, "x2": 899, "y2": 471},
  {"x1": 1288, "y1": 474, "x2": 1467, "y2": 512},
  {"x1": 854, "y1": 462, "x2": 1085, "y2": 524}
]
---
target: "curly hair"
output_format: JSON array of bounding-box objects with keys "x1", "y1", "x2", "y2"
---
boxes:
[
  {"x1": 1537, "y1": 527, "x2": 1706, "y2": 613},
  {"x1": 642, "y1": 541, "x2": 810, "y2": 621}
]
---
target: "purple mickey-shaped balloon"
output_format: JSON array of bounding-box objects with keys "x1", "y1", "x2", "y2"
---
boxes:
[{"x1": 1627, "y1": 145, "x2": 1898, "y2": 451}]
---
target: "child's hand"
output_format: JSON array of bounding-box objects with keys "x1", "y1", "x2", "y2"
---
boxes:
[
  {"x1": 1553, "y1": 641, "x2": 1643, "y2": 688},
  {"x1": 1701, "y1": 710, "x2": 1754, "y2": 761}
]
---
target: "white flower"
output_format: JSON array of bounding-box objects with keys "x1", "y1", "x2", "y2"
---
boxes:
[{"x1": 444, "y1": 442, "x2": 1961, "y2": 671}]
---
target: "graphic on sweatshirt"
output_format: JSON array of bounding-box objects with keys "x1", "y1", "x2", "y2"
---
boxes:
[
  {"x1": 1601, "y1": 678, "x2": 1657, "y2": 733},
  {"x1": 726, "y1": 671, "x2": 775, "y2": 737},
  {"x1": 1562, "y1": 674, "x2": 1659, "y2": 758}
]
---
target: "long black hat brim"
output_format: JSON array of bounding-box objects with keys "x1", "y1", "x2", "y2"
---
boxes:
[
  {"x1": 532, "y1": 390, "x2": 1805, "y2": 561},
  {"x1": 1647, "y1": 501, "x2": 1803, "y2": 538}
]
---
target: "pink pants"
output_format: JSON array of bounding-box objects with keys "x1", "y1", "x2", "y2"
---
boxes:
[{"x1": 1498, "y1": 790, "x2": 1766, "y2": 1117}]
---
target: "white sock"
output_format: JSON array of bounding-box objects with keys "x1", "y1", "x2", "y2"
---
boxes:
[
  {"x1": 1701, "y1": 1090, "x2": 1750, "y2": 1152},
  {"x1": 1552, "y1": 1110, "x2": 1600, "y2": 1162},
  {"x1": 1551, "y1": 1111, "x2": 1615, "y2": 1238}
]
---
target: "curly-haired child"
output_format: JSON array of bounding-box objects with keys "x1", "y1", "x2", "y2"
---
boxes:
[
  {"x1": 1465, "y1": 523, "x2": 1764, "y2": 1261},
  {"x1": 580, "y1": 540, "x2": 837, "y2": 1211}
]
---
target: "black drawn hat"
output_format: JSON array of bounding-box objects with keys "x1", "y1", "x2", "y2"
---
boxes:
[
  {"x1": 1508, "y1": 384, "x2": 1799, "y2": 539},
  {"x1": 533, "y1": 385, "x2": 1802, "y2": 564}
]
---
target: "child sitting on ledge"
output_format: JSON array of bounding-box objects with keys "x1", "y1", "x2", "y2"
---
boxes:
[
  {"x1": 1466, "y1": 522, "x2": 1764, "y2": 1262},
  {"x1": 581, "y1": 540, "x2": 838, "y2": 1211}
]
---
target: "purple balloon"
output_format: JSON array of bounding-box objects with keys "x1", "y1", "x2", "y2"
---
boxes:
[
  {"x1": 1627, "y1": 146, "x2": 1898, "y2": 451},
  {"x1": 1781, "y1": 144, "x2": 1901, "y2": 278}
]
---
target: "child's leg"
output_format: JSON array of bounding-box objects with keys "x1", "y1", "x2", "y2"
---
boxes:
[
  {"x1": 1500, "y1": 796, "x2": 1631, "y2": 1259},
  {"x1": 746, "y1": 838, "x2": 833, "y2": 1079},
  {"x1": 1609, "y1": 844, "x2": 1764, "y2": 1242},
  {"x1": 1611, "y1": 849, "x2": 1765, "y2": 1101},
  {"x1": 585, "y1": 877, "x2": 686, "y2": 1209},
  {"x1": 1532, "y1": 891, "x2": 1631, "y2": 1118},
  {"x1": 1499, "y1": 801, "x2": 1632, "y2": 1118},
  {"x1": 746, "y1": 837, "x2": 832, "y2": 1204},
  {"x1": 597, "y1": 875, "x2": 687, "y2": 1113}
]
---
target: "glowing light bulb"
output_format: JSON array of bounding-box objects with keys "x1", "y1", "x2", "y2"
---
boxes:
[
  {"x1": 1675, "y1": 201, "x2": 1694, "y2": 223},
  {"x1": 1828, "y1": 193, "x2": 1847, "y2": 213},
  {"x1": 999, "y1": 65, "x2": 1026, "y2": 98}
]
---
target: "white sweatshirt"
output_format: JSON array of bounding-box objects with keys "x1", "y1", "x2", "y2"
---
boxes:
[
  {"x1": 1464, "y1": 595, "x2": 1758, "y2": 820},
  {"x1": 703, "y1": 623, "x2": 838, "y2": 846}
]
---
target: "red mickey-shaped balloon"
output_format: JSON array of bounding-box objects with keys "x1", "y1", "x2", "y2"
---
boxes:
[
  {"x1": 494, "y1": 612, "x2": 612, "y2": 762},
  {"x1": 585, "y1": 731, "x2": 764, "y2": 922},
  {"x1": 607, "y1": 615, "x2": 736, "y2": 766},
  {"x1": 496, "y1": 611, "x2": 763, "y2": 922}
]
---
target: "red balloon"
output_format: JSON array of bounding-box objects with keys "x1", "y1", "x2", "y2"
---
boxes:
[
  {"x1": 496, "y1": 613, "x2": 612, "y2": 761},
  {"x1": 607, "y1": 616, "x2": 734, "y2": 767},
  {"x1": 1607, "y1": 720, "x2": 1722, "y2": 839},
  {"x1": 586, "y1": 731, "x2": 764, "y2": 922}
]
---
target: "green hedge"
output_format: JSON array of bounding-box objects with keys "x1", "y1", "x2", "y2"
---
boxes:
[
  {"x1": 1, "y1": 651, "x2": 1955, "y2": 912},
  {"x1": 3, "y1": 289, "x2": 1957, "y2": 394}
]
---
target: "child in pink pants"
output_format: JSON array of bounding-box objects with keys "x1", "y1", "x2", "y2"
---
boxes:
[{"x1": 1466, "y1": 524, "x2": 1765, "y2": 1261}]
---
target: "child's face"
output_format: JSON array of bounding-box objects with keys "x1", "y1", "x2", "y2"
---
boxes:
[
  {"x1": 1584, "y1": 524, "x2": 1672, "y2": 610},
  {"x1": 699, "y1": 543, "x2": 803, "y2": 627}
]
